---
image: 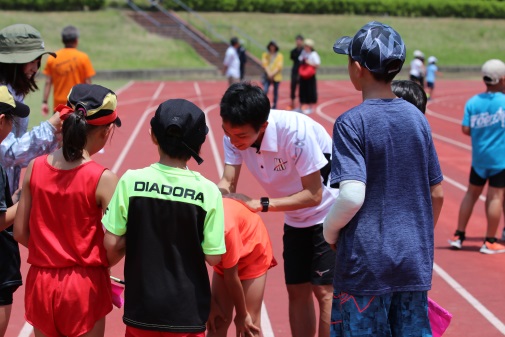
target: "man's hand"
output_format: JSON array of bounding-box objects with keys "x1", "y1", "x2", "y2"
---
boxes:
[
  {"x1": 41, "y1": 103, "x2": 49, "y2": 116},
  {"x1": 225, "y1": 193, "x2": 261, "y2": 212},
  {"x1": 234, "y1": 312, "x2": 260, "y2": 337}
]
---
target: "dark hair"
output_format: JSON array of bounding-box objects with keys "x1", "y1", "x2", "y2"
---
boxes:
[
  {"x1": 156, "y1": 125, "x2": 202, "y2": 161},
  {"x1": 267, "y1": 41, "x2": 279, "y2": 52},
  {"x1": 230, "y1": 37, "x2": 239, "y2": 46},
  {"x1": 220, "y1": 82, "x2": 270, "y2": 132},
  {"x1": 62, "y1": 111, "x2": 108, "y2": 161},
  {"x1": 0, "y1": 60, "x2": 40, "y2": 97},
  {"x1": 295, "y1": 34, "x2": 304, "y2": 41},
  {"x1": 391, "y1": 80, "x2": 427, "y2": 113},
  {"x1": 369, "y1": 59, "x2": 403, "y2": 83}
]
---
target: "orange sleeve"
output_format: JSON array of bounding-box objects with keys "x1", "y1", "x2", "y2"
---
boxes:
[{"x1": 81, "y1": 54, "x2": 96, "y2": 79}]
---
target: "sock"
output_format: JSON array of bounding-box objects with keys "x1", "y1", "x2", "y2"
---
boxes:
[
  {"x1": 485, "y1": 237, "x2": 497, "y2": 244},
  {"x1": 454, "y1": 230, "x2": 466, "y2": 241}
]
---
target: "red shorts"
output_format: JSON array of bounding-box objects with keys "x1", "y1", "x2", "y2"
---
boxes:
[
  {"x1": 126, "y1": 326, "x2": 205, "y2": 337},
  {"x1": 25, "y1": 265, "x2": 112, "y2": 337}
]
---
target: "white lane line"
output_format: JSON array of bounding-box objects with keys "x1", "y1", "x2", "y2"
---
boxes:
[
  {"x1": 17, "y1": 322, "x2": 33, "y2": 337},
  {"x1": 426, "y1": 109, "x2": 462, "y2": 124},
  {"x1": 433, "y1": 263, "x2": 505, "y2": 335},
  {"x1": 317, "y1": 103, "x2": 505, "y2": 334},
  {"x1": 115, "y1": 80, "x2": 134, "y2": 95},
  {"x1": 111, "y1": 82, "x2": 164, "y2": 173},
  {"x1": 202, "y1": 103, "x2": 275, "y2": 337},
  {"x1": 432, "y1": 133, "x2": 471, "y2": 151},
  {"x1": 193, "y1": 81, "x2": 202, "y2": 97}
]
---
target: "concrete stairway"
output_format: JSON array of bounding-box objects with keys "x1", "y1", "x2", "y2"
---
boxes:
[{"x1": 127, "y1": 10, "x2": 264, "y2": 77}]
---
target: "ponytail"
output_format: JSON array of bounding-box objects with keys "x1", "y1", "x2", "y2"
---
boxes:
[{"x1": 61, "y1": 110, "x2": 97, "y2": 161}]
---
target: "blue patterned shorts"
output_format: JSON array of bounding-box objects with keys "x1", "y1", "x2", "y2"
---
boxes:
[{"x1": 331, "y1": 291, "x2": 432, "y2": 337}]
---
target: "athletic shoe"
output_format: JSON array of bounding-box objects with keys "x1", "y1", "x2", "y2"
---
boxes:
[
  {"x1": 448, "y1": 237, "x2": 462, "y2": 249},
  {"x1": 286, "y1": 105, "x2": 293, "y2": 111},
  {"x1": 479, "y1": 241, "x2": 505, "y2": 254}
]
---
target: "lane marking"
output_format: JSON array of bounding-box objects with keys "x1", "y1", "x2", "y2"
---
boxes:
[
  {"x1": 317, "y1": 102, "x2": 505, "y2": 334},
  {"x1": 432, "y1": 133, "x2": 471, "y2": 151},
  {"x1": 193, "y1": 81, "x2": 202, "y2": 97},
  {"x1": 111, "y1": 82, "x2": 164, "y2": 173},
  {"x1": 17, "y1": 322, "x2": 33, "y2": 337},
  {"x1": 433, "y1": 263, "x2": 505, "y2": 335},
  {"x1": 115, "y1": 80, "x2": 134, "y2": 95}
]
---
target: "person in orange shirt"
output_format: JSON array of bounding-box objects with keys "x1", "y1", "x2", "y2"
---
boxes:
[
  {"x1": 41, "y1": 26, "x2": 95, "y2": 115},
  {"x1": 207, "y1": 198, "x2": 277, "y2": 337}
]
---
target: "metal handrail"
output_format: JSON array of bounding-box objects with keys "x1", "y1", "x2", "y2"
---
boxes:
[
  {"x1": 126, "y1": 0, "x2": 161, "y2": 27},
  {"x1": 126, "y1": 0, "x2": 219, "y2": 58}
]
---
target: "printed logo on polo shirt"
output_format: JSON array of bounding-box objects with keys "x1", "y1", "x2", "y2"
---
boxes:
[{"x1": 273, "y1": 158, "x2": 288, "y2": 171}]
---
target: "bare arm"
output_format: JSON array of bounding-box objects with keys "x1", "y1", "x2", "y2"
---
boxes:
[
  {"x1": 103, "y1": 230, "x2": 126, "y2": 267},
  {"x1": 430, "y1": 183, "x2": 444, "y2": 227},
  {"x1": 462, "y1": 126, "x2": 470, "y2": 136},
  {"x1": 223, "y1": 265, "x2": 260, "y2": 336},
  {"x1": 13, "y1": 160, "x2": 34, "y2": 247},
  {"x1": 218, "y1": 164, "x2": 242, "y2": 195},
  {"x1": 228, "y1": 170, "x2": 323, "y2": 213},
  {"x1": 42, "y1": 76, "x2": 52, "y2": 115},
  {"x1": 205, "y1": 254, "x2": 221, "y2": 266},
  {"x1": 0, "y1": 204, "x2": 18, "y2": 232}
]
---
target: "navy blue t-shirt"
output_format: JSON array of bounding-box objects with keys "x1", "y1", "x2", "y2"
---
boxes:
[{"x1": 331, "y1": 98, "x2": 443, "y2": 296}]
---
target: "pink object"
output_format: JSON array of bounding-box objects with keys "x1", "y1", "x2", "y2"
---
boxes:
[
  {"x1": 111, "y1": 282, "x2": 125, "y2": 308},
  {"x1": 428, "y1": 297, "x2": 452, "y2": 337}
]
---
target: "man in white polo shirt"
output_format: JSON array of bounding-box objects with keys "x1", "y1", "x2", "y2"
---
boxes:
[
  {"x1": 218, "y1": 82, "x2": 338, "y2": 337},
  {"x1": 222, "y1": 37, "x2": 241, "y2": 86}
]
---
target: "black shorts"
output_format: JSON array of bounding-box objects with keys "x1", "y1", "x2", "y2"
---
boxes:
[
  {"x1": 409, "y1": 74, "x2": 424, "y2": 87},
  {"x1": 427, "y1": 82, "x2": 434, "y2": 89},
  {"x1": 470, "y1": 167, "x2": 505, "y2": 187},
  {"x1": 283, "y1": 224, "x2": 335, "y2": 285},
  {"x1": 0, "y1": 286, "x2": 18, "y2": 306}
]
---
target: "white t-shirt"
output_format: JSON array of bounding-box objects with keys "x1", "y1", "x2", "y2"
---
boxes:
[
  {"x1": 223, "y1": 109, "x2": 338, "y2": 228},
  {"x1": 223, "y1": 46, "x2": 240, "y2": 79},
  {"x1": 410, "y1": 58, "x2": 424, "y2": 77},
  {"x1": 299, "y1": 50, "x2": 321, "y2": 66}
]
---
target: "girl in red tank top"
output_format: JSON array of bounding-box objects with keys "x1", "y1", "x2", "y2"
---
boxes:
[{"x1": 14, "y1": 84, "x2": 122, "y2": 337}]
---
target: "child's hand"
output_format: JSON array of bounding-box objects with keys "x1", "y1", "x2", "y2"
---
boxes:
[
  {"x1": 234, "y1": 312, "x2": 260, "y2": 337},
  {"x1": 207, "y1": 300, "x2": 227, "y2": 333}
]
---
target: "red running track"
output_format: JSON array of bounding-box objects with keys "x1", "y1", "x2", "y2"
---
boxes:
[{"x1": 6, "y1": 79, "x2": 505, "y2": 337}]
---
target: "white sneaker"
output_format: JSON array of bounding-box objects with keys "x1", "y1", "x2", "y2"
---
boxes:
[
  {"x1": 479, "y1": 241, "x2": 505, "y2": 254},
  {"x1": 448, "y1": 237, "x2": 462, "y2": 249}
]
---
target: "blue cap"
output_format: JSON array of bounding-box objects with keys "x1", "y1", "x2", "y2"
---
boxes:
[{"x1": 333, "y1": 21, "x2": 406, "y2": 74}]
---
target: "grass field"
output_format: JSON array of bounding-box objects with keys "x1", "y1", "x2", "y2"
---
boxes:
[
  {"x1": 0, "y1": 10, "x2": 210, "y2": 70},
  {"x1": 187, "y1": 12, "x2": 505, "y2": 67}
]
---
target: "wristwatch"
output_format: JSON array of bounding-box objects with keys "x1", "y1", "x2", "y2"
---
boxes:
[{"x1": 260, "y1": 197, "x2": 269, "y2": 212}]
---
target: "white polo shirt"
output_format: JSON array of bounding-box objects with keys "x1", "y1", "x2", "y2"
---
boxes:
[
  {"x1": 223, "y1": 46, "x2": 240, "y2": 79},
  {"x1": 223, "y1": 109, "x2": 338, "y2": 228}
]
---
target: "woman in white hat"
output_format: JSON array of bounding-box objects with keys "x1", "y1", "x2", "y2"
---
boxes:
[{"x1": 298, "y1": 38, "x2": 320, "y2": 114}]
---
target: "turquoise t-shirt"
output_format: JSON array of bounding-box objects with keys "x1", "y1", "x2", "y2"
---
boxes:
[
  {"x1": 462, "y1": 92, "x2": 505, "y2": 175},
  {"x1": 102, "y1": 163, "x2": 225, "y2": 333}
]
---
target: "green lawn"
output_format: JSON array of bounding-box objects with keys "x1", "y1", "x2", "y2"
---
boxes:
[
  {"x1": 187, "y1": 12, "x2": 505, "y2": 67},
  {"x1": 0, "y1": 9, "x2": 211, "y2": 70}
]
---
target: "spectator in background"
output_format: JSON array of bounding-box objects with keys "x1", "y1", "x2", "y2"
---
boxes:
[
  {"x1": 288, "y1": 34, "x2": 304, "y2": 111},
  {"x1": 261, "y1": 40, "x2": 283, "y2": 109},
  {"x1": 449, "y1": 59, "x2": 505, "y2": 254},
  {"x1": 42, "y1": 25, "x2": 95, "y2": 115},
  {"x1": 298, "y1": 38, "x2": 320, "y2": 115},
  {"x1": 426, "y1": 56, "x2": 441, "y2": 100},
  {"x1": 409, "y1": 50, "x2": 426, "y2": 87},
  {"x1": 238, "y1": 39, "x2": 247, "y2": 80},
  {"x1": 223, "y1": 37, "x2": 241, "y2": 86}
]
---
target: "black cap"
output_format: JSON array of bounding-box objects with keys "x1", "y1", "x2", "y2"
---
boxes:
[{"x1": 150, "y1": 99, "x2": 209, "y2": 165}]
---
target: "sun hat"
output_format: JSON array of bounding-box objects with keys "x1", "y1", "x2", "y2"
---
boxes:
[
  {"x1": 304, "y1": 38, "x2": 315, "y2": 48},
  {"x1": 481, "y1": 59, "x2": 505, "y2": 85},
  {"x1": 0, "y1": 24, "x2": 56, "y2": 64},
  {"x1": 150, "y1": 99, "x2": 209, "y2": 165},
  {"x1": 333, "y1": 21, "x2": 406, "y2": 74},
  {"x1": 0, "y1": 85, "x2": 30, "y2": 118},
  {"x1": 428, "y1": 56, "x2": 438, "y2": 64},
  {"x1": 267, "y1": 40, "x2": 279, "y2": 52},
  {"x1": 61, "y1": 25, "x2": 79, "y2": 42},
  {"x1": 55, "y1": 84, "x2": 121, "y2": 127},
  {"x1": 413, "y1": 50, "x2": 425, "y2": 59}
]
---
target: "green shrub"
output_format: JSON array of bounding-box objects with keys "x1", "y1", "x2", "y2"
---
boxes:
[{"x1": 0, "y1": 0, "x2": 105, "y2": 10}]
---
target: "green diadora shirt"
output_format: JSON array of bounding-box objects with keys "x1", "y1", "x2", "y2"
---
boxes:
[{"x1": 102, "y1": 163, "x2": 225, "y2": 333}]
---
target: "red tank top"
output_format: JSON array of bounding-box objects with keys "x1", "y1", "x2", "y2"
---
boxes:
[{"x1": 27, "y1": 155, "x2": 109, "y2": 268}]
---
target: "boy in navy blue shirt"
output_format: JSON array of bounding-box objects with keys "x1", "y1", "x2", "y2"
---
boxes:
[{"x1": 323, "y1": 22, "x2": 444, "y2": 337}]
